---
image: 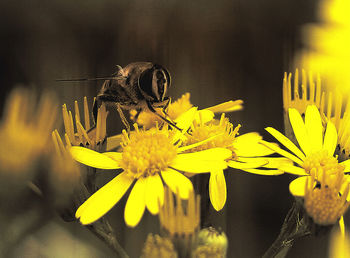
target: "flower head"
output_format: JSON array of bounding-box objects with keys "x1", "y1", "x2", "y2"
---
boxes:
[
  {"x1": 159, "y1": 188, "x2": 200, "y2": 258},
  {"x1": 0, "y1": 88, "x2": 57, "y2": 178},
  {"x1": 263, "y1": 105, "x2": 350, "y2": 225},
  {"x1": 181, "y1": 111, "x2": 287, "y2": 211},
  {"x1": 70, "y1": 108, "x2": 231, "y2": 227}
]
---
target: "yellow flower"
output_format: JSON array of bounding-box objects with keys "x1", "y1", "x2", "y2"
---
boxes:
[
  {"x1": 62, "y1": 97, "x2": 108, "y2": 150},
  {"x1": 183, "y1": 112, "x2": 287, "y2": 211},
  {"x1": 0, "y1": 88, "x2": 57, "y2": 176},
  {"x1": 159, "y1": 188, "x2": 200, "y2": 258},
  {"x1": 296, "y1": 0, "x2": 350, "y2": 94},
  {"x1": 262, "y1": 105, "x2": 350, "y2": 225},
  {"x1": 130, "y1": 92, "x2": 243, "y2": 129},
  {"x1": 70, "y1": 108, "x2": 231, "y2": 227},
  {"x1": 282, "y1": 69, "x2": 350, "y2": 161}
]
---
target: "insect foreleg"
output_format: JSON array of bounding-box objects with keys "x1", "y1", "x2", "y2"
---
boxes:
[{"x1": 146, "y1": 100, "x2": 182, "y2": 131}]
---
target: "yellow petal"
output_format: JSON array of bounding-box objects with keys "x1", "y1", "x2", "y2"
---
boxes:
[
  {"x1": 205, "y1": 99, "x2": 244, "y2": 113},
  {"x1": 288, "y1": 108, "x2": 310, "y2": 155},
  {"x1": 279, "y1": 164, "x2": 308, "y2": 175},
  {"x1": 194, "y1": 109, "x2": 215, "y2": 124},
  {"x1": 238, "y1": 168, "x2": 284, "y2": 176},
  {"x1": 124, "y1": 177, "x2": 146, "y2": 227},
  {"x1": 260, "y1": 140, "x2": 304, "y2": 166},
  {"x1": 76, "y1": 171, "x2": 134, "y2": 224},
  {"x1": 227, "y1": 159, "x2": 268, "y2": 169},
  {"x1": 145, "y1": 174, "x2": 164, "y2": 215},
  {"x1": 161, "y1": 168, "x2": 193, "y2": 199},
  {"x1": 341, "y1": 160, "x2": 350, "y2": 173},
  {"x1": 305, "y1": 105, "x2": 323, "y2": 151},
  {"x1": 103, "y1": 152, "x2": 123, "y2": 163},
  {"x1": 289, "y1": 176, "x2": 308, "y2": 196},
  {"x1": 70, "y1": 146, "x2": 121, "y2": 169},
  {"x1": 172, "y1": 107, "x2": 198, "y2": 143},
  {"x1": 265, "y1": 127, "x2": 306, "y2": 161},
  {"x1": 171, "y1": 148, "x2": 230, "y2": 173},
  {"x1": 234, "y1": 133, "x2": 276, "y2": 157},
  {"x1": 237, "y1": 157, "x2": 292, "y2": 169},
  {"x1": 323, "y1": 121, "x2": 338, "y2": 156},
  {"x1": 209, "y1": 170, "x2": 227, "y2": 211}
]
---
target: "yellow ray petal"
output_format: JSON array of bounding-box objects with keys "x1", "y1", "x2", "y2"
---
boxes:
[
  {"x1": 265, "y1": 127, "x2": 306, "y2": 160},
  {"x1": 145, "y1": 174, "x2": 164, "y2": 215},
  {"x1": 238, "y1": 168, "x2": 284, "y2": 176},
  {"x1": 205, "y1": 99, "x2": 244, "y2": 113},
  {"x1": 341, "y1": 159, "x2": 350, "y2": 173},
  {"x1": 76, "y1": 171, "x2": 134, "y2": 224},
  {"x1": 288, "y1": 108, "x2": 311, "y2": 155},
  {"x1": 172, "y1": 107, "x2": 198, "y2": 143},
  {"x1": 323, "y1": 121, "x2": 338, "y2": 156},
  {"x1": 227, "y1": 159, "x2": 268, "y2": 169},
  {"x1": 171, "y1": 156, "x2": 227, "y2": 173},
  {"x1": 289, "y1": 176, "x2": 308, "y2": 196},
  {"x1": 279, "y1": 164, "x2": 308, "y2": 175},
  {"x1": 305, "y1": 105, "x2": 323, "y2": 151},
  {"x1": 161, "y1": 168, "x2": 193, "y2": 199},
  {"x1": 70, "y1": 146, "x2": 121, "y2": 169},
  {"x1": 260, "y1": 140, "x2": 304, "y2": 166},
  {"x1": 194, "y1": 109, "x2": 215, "y2": 124},
  {"x1": 103, "y1": 152, "x2": 123, "y2": 163},
  {"x1": 124, "y1": 177, "x2": 146, "y2": 227},
  {"x1": 209, "y1": 170, "x2": 227, "y2": 211},
  {"x1": 234, "y1": 133, "x2": 276, "y2": 157},
  {"x1": 237, "y1": 157, "x2": 292, "y2": 169},
  {"x1": 171, "y1": 148, "x2": 230, "y2": 173}
]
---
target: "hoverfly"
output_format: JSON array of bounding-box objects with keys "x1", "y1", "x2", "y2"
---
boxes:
[{"x1": 59, "y1": 62, "x2": 180, "y2": 132}]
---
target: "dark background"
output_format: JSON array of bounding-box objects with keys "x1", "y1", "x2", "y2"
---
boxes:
[{"x1": 0, "y1": 0, "x2": 339, "y2": 257}]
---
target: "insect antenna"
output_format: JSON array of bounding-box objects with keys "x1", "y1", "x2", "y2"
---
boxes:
[{"x1": 55, "y1": 77, "x2": 117, "y2": 82}]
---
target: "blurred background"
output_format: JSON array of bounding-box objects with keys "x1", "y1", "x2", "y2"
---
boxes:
[{"x1": 0, "y1": 0, "x2": 343, "y2": 257}]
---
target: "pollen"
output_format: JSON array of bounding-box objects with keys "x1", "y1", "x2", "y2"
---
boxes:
[
  {"x1": 119, "y1": 125, "x2": 177, "y2": 178},
  {"x1": 302, "y1": 150, "x2": 350, "y2": 225},
  {"x1": 185, "y1": 113, "x2": 240, "y2": 155}
]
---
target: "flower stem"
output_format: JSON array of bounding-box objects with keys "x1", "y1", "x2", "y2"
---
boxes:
[
  {"x1": 87, "y1": 217, "x2": 129, "y2": 258},
  {"x1": 262, "y1": 200, "x2": 311, "y2": 258}
]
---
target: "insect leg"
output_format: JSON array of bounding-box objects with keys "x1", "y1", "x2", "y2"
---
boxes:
[
  {"x1": 146, "y1": 101, "x2": 182, "y2": 131},
  {"x1": 116, "y1": 103, "x2": 131, "y2": 133}
]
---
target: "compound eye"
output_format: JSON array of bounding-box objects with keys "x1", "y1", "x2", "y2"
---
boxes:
[
  {"x1": 139, "y1": 65, "x2": 171, "y2": 102},
  {"x1": 152, "y1": 66, "x2": 170, "y2": 101}
]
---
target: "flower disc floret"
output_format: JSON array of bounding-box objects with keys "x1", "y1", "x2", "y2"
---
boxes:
[
  {"x1": 303, "y1": 150, "x2": 344, "y2": 176},
  {"x1": 120, "y1": 127, "x2": 177, "y2": 178}
]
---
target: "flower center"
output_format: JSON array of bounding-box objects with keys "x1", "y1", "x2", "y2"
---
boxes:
[
  {"x1": 302, "y1": 150, "x2": 349, "y2": 225},
  {"x1": 120, "y1": 126, "x2": 177, "y2": 178},
  {"x1": 302, "y1": 150, "x2": 343, "y2": 176},
  {"x1": 304, "y1": 177, "x2": 350, "y2": 225},
  {"x1": 185, "y1": 114, "x2": 240, "y2": 156}
]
